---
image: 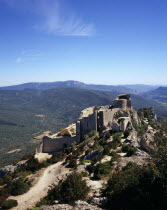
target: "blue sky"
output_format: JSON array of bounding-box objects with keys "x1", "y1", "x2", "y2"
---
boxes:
[{"x1": 0, "y1": 0, "x2": 167, "y2": 86}]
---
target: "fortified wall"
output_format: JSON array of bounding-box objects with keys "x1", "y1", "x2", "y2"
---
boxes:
[
  {"x1": 40, "y1": 94, "x2": 132, "y2": 153},
  {"x1": 42, "y1": 136, "x2": 77, "y2": 153}
]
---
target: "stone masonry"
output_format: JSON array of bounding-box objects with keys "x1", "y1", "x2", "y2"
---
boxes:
[{"x1": 40, "y1": 94, "x2": 133, "y2": 153}]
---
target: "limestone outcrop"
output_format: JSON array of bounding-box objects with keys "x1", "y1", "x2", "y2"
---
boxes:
[{"x1": 40, "y1": 200, "x2": 102, "y2": 210}]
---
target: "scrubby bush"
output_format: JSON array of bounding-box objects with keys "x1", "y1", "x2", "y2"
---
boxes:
[
  {"x1": 64, "y1": 147, "x2": 72, "y2": 154},
  {"x1": 92, "y1": 141, "x2": 104, "y2": 151},
  {"x1": 91, "y1": 153, "x2": 104, "y2": 165},
  {"x1": 21, "y1": 157, "x2": 48, "y2": 172},
  {"x1": 72, "y1": 147, "x2": 84, "y2": 156},
  {"x1": 110, "y1": 151, "x2": 120, "y2": 162},
  {"x1": 103, "y1": 145, "x2": 111, "y2": 155},
  {"x1": 105, "y1": 131, "x2": 112, "y2": 140},
  {"x1": 102, "y1": 161, "x2": 167, "y2": 210},
  {"x1": 154, "y1": 132, "x2": 167, "y2": 147},
  {"x1": 48, "y1": 152, "x2": 66, "y2": 164},
  {"x1": 122, "y1": 144, "x2": 137, "y2": 156},
  {"x1": 41, "y1": 172, "x2": 89, "y2": 205},
  {"x1": 10, "y1": 178, "x2": 30, "y2": 196},
  {"x1": 1, "y1": 199, "x2": 18, "y2": 209},
  {"x1": 99, "y1": 139, "x2": 107, "y2": 146},
  {"x1": 94, "y1": 162, "x2": 113, "y2": 180},
  {"x1": 88, "y1": 130, "x2": 98, "y2": 137},
  {"x1": 68, "y1": 158, "x2": 77, "y2": 168},
  {"x1": 132, "y1": 119, "x2": 148, "y2": 137},
  {"x1": 80, "y1": 159, "x2": 91, "y2": 165},
  {"x1": 81, "y1": 171, "x2": 88, "y2": 177},
  {"x1": 0, "y1": 186, "x2": 12, "y2": 205},
  {"x1": 113, "y1": 133, "x2": 122, "y2": 141},
  {"x1": 2, "y1": 174, "x2": 13, "y2": 185},
  {"x1": 110, "y1": 133, "x2": 122, "y2": 149}
]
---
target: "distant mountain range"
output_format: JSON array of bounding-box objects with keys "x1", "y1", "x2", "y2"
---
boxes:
[
  {"x1": 142, "y1": 87, "x2": 167, "y2": 103},
  {"x1": 0, "y1": 80, "x2": 159, "y2": 93}
]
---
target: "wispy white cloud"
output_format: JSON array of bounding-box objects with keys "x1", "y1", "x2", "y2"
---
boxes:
[
  {"x1": 4, "y1": 0, "x2": 95, "y2": 36},
  {"x1": 15, "y1": 50, "x2": 42, "y2": 63}
]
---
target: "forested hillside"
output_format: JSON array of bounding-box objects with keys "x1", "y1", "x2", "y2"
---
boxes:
[
  {"x1": 0, "y1": 88, "x2": 167, "y2": 167},
  {"x1": 142, "y1": 87, "x2": 167, "y2": 103}
]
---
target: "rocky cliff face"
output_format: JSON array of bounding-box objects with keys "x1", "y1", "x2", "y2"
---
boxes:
[{"x1": 109, "y1": 106, "x2": 159, "y2": 154}]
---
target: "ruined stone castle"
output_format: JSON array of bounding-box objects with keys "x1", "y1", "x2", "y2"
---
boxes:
[{"x1": 39, "y1": 94, "x2": 135, "y2": 153}]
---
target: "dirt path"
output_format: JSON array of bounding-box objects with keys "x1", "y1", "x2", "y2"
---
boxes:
[{"x1": 10, "y1": 161, "x2": 69, "y2": 210}]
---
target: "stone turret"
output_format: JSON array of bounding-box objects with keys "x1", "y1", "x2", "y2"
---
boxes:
[{"x1": 113, "y1": 94, "x2": 131, "y2": 109}]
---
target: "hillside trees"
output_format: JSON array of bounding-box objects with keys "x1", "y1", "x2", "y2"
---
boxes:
[
  {"x1": 39, "y1": 172, "x2": 89, "y2": 205},
  {"x1": 102, "y1": 147, "x2": 167, "y2": 210}
]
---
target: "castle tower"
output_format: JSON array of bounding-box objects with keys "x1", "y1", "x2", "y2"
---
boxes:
[{"x1": 113, "y1": 94, "x2": 131, "y2": 109}]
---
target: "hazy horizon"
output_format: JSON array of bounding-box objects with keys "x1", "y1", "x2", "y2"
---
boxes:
[{"x1": 0, "y1": 80, "x2": 166, "y2": 88}]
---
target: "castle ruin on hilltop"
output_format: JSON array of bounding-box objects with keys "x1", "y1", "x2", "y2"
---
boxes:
[
  {"x1": 39, "y1": 94, "x2": 135, "y2": 153},
  {"x1": 76, "y1": 94, "x2": 132, "y2": 142}
]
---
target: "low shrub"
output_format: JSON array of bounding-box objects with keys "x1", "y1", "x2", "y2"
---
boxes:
[
  {"x1": 105, "y1": 131, "x2": 111, "y2": 140},
  {"x1": 103, "y1": 145, "x2": 111, "y2": 155},
  {"x1": 88, "y1": 130, "x2": 98, "y2": 137},
  {"x1": 91, "y1": 153, "x2": 104, "y2": 165},
  {"x1": 1, "y1": 199, "x2": 18, "y2": 209},
  {"x1": 10, "y1": 178, "x2": 30, "y2": 196},
  {"x1": 110, "y1": 151, "x2": 120, "y2": 162},
  {"x1": 68, "y1": 158, "x2": 77, "y2": 168},
  {"x1": 80, "y1": 159, "x2": 91, "y2": 164},
  {"x1": 94, "y1": 162, "x2": 113, "y2": 180},
  {"x1": 41, "y1": 172, "x2": 89, "y2": 205},
  {"x1": 48, "y1": 152, "x2": 66, "y2": 164},
  {"x1": 81, "y1": 171, "x2": 88, "y2": 177},
  {"x1": 122, "y1": 144, "x2": 137, "y2": 156}
]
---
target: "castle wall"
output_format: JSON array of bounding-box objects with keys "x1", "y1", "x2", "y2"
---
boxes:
[
  {"x1": 79, "y1": 111, "x2": 97, "y2": 140},
  {"x1": 36, "y1": 143, "x2": 43, "y2": 153},
  {"x1": 127, "y1": 100, "x2": 132, "y2": 108},
  {"x1": 97, "y1": 111, "x2": 104, "y2": 132},
  {"x1": 113, "y1": 99, "x2": 127, "y2": 109},
  {"x1": 40, "y1": 94, "x2": 133, "y2": 154},
  {"x1": 103, "y1": 109, "x2": 115, "y2": 127},
  {"x1": 98, "y1": 110, "x2": 113, "y2": 131},
  {"x1": 42, "y1": 136, "x2": 77, "y2": 153}
]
